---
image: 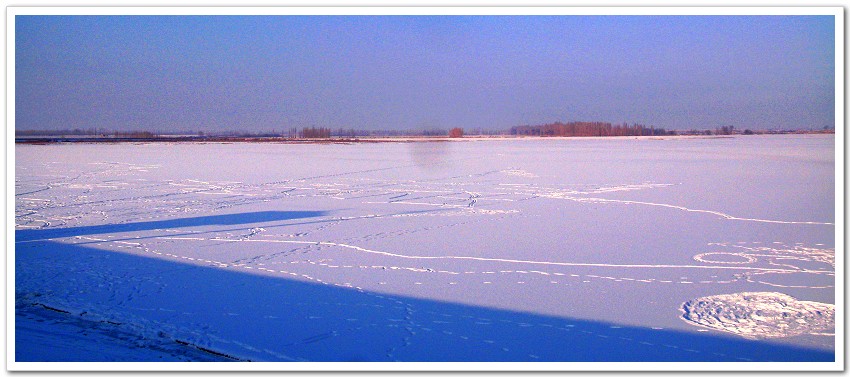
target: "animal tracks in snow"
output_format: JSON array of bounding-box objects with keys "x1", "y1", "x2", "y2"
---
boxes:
[{"x1": 142, "y1": 236, "x2": 832, "y2": 291}]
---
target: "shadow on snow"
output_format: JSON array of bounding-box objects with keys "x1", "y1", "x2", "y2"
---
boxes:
[
  {"x1": 15, "y1": 211, "x2": 329, "y2": 242},
  {"x1": 15, "y1": 236, "x2": 834, "y2": 363}
]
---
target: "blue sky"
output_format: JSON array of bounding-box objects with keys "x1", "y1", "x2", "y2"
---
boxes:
[{"x1": 15, "y1": 15, "x2": 835, "y2": 132}]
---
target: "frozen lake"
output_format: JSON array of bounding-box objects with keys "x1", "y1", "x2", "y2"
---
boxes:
[{"x1": 14, "y1": 135, "x2": 836, "y2": 364}]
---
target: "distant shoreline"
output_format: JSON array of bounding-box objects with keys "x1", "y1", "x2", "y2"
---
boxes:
[{"x1": 14, "y1": 132, "x2": 833, "y2": 145}]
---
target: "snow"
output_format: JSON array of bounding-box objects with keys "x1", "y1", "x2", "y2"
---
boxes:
[
  {"x1": 12, "y1": 135, "x2": 836, "y2": 366},
  {"x1": 681, "y1": 292, "x2": 835, "y2": 340}
]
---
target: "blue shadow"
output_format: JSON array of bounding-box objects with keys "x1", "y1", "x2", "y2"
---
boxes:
[
  {"x1": 15, "y1": 239, "x2": 835, "y2": 363},
  {"x1": 16, "y1": 211, "x2": 328, "y2": 242}
]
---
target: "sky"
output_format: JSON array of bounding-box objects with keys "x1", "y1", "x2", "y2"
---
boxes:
[{"x1": 15, "y1": 14, "x2": 835, "y2": 132}]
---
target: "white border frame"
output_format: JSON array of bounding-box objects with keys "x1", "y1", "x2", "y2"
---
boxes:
[{"x1": 6, "y1": 5, "x2": 844, "y2": 373}]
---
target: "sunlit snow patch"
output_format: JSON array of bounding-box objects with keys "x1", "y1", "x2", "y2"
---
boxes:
[{"x1": 680, "y1": 292, "x2": 834, "y2": 339}]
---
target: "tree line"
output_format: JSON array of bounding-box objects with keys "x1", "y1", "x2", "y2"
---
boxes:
[
  {"x1": 301, "y1": 127, "x2": 464, "y2": 138},
  {"x1": 16, "y1": 128, "x2": 156, "y2": 138},
  {"x1": 298, "y1": 127, "x2": 332, "y2": 138},
  {"x1": 16, "y1": 128, "x2": 111, "y2": 136},
  {"x1": 510, "y1": 121, "x2": 674, "y2": 137},
  {"x1": 20, "y1": 123, "x2": 827, "y2": 140}
]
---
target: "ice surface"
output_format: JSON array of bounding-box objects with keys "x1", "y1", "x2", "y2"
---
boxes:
[{"x1": 13, "y1": 135, "x2": 836, "y2": 363}]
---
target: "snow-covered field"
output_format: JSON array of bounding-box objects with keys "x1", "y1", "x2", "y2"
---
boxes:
[{"x1": 12, "y1": 135, "x2": 837, "y2": 366}]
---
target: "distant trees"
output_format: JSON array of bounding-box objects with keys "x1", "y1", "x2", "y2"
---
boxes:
[
  {"x1": 113, "y1": 131, "x2": 155, "y2": 138},
  {"x1": 333, "y1": 128, "x2": 360, "y2": 138},
  {"x1": 298, "y1": 127, "x2": 331, "y2": 138},
  {"x1": 448, "y1": 127, "x2": 464, "y2": 138},
  {"x1": 16, "y1": 128, "x2": 109, "y2": 137},
  {"x1": 715, "y1": 125, "x2": 735, "y2": 135},
  {"x1": 509, "y1": 121, "x2": 672, "y2": 137},
  {"x1": 421, "y1": 128, "x2": 447, "y2": 136},
  {"x1": 15, "y1": 129, "x2": 156, "y2": 138}
]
